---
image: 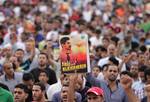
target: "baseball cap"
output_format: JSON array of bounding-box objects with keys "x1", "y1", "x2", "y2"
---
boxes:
[{"x1": 87, "y1": 87, "x2": 104, "y2": 96}]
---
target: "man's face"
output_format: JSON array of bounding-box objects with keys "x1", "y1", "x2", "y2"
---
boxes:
[
  {"x1": 106, "y1": 65, "x2": 118, "y2": 82},
  {"x1": 138, "y1": 71, "x2": 145, "y2": 82},
  {"x1": 14, "y1": 88, "x2": 28, "y2": 102},
  {"x1": 61, "y1": 86, "x2": 69, "y2": 102},
  {"x1": 38, "y1": 72, "x2": 49, "y2": 84},
  {"x1": 4, "y1": 63, "x2": 14, "y2": 77},
  {"x1": 15, "y1": 50, "x2": 24, "y2": 62},
  {"x1": 107, "y1": 44, "x2": 116, "y2": 56},
  {"x1": 3, "y1": 47, "x2": 12, "y2": 57},
  {"x1": 130, "y1": 64, "x2": 138, "y2": 77},
  {"x1": 38, "y1": 54, "x2": 47, "y2": 67},
  {"x1": 62, "y1": 40, "x2": 71, "y2": 51},
  {"x1": 23, "y1": 80, "x2": 34, "y2": 90},
  {"x1": 92, "y1": 67, "x2": 100, "y2": 77},
  {"x1": 25, "y1": 41, "x2": 33, "y2": 52},
  {"x1": 87, "y1": 93, "x2": 104, "y2": 102},
  {"x1": 32, "y1": 85, "x2": 43, "y2": 101},
  {"x1": 138, "y1": 54, "x2": 145, "y2": 64}
]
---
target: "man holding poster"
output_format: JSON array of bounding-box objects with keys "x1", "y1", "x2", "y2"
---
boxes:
[{"x1": 59, "y1": 35, "x2": 90, "y2": 73}]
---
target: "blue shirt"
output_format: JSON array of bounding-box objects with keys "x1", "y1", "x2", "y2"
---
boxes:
[{"x1": 86, "y1": 73, "x2": 129, "y2": 102}]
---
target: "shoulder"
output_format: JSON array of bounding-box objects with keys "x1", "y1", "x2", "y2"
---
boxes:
[{"x1": 0, "y1": 88, "x2": 13, "y2": 97}]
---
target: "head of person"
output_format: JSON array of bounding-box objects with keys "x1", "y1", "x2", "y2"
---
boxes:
[
  {"x1": 3, "y1": 61, "x2": 14, "y2": 77},
  {"x1": 60, "y1": 73, "x2": 70, "y2": 86},
  {"x1": 23, "y1": 73, "x2": 34, "y2": 90},
  {"x1": 87, "y1": 87, "x2": 104, "y2": 102},
  {"x1": 38, "y1": 70, "x2": 49, "y2": 84},
  {"x1": 14, "y1": 83, "x2": 29, "y2": 102},
  {"x1": 101, "y1": 64, "x2": 109, "y2": 79},
  {"x1": 120, "y1": 71, "x2": 133, "y2": 83},
  {"x1": 60, "y1": 84, "x2": 77, "y2": 102},
  {"x1": 75, "y1": 74, "x2": 86, "y2": 91},
  {"x1": 14, "y1": 49, "x2": 25, "y2": 62},
  {"x1": 138, "y1": 52, "x2": 145, "y2": 64},
  {"x1": 130, "y1": 63, "x2": 139, "y2": 79},
  {"x1": 102, "y1": 37, "x2": 110, "y2": 47},
  {"x1": 144, "y1": 67, "x2": 150, "y2": 84},
  {"x1": 32, "y1": 82, "x2": 45, "y2": 101},
  {"x1": 60, "y1": 37, "x2": 71, "y2": 51},
  {"x1": 38, "y1": 52, "x2": 48, "y2": 68},
  {"x1": 105, "y1": 64, "x2": 119, "y2": 82},
  {"x1": 95, "y1": 46, "x2": 107, "y2": 58},
  {"x1": 61, "y1": 84, "x2": 69, "y2": 102},
  {"x1": 108, "y1": 56, "x2": 119, "y2": 66},
  {"x1": 139, "y1": 65, "x2": 147, "y2": 82},
  {"x1": 92, "y1": 66, "x2": 101, "y2": 78},
  {"x1": 3, "y1": 44, "x2": 12, "y2": 58},
  {"x1": 25, "y1": 38, "x2": 35, "y2": 52},
  {"x1": 107, "y1": 44, "x2": 117, "y2": 56}
]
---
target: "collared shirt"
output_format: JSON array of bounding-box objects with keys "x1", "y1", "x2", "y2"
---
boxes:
[
  {"x1": 0, "y1": 72, "x2": 23, "y2": 92},
  {"x1": 132, "y1": 79, "x2": 145, "y2": 100},
  {"x1": 86, "y1": 73, "x2": 129, "y2": 102}
]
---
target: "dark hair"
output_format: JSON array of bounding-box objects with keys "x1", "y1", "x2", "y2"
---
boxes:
[
  {"x1": 15, "y1": 83, "x2": 29, "y2": 93},
  {"x1": 60, "y1": 37, "x2": 70, "y2": 45},
  {"x1": 140, "y1": 45, "x2": 147, "y2": 53},
  {"x1": 108, "y1": 56, "x2": 119, "y2": 66},
  {"x1": 120, "y1": 71, "x2": 133, "y2": 78},
  {"x1": 15, "y1": 49, "x2": 24, "y2": 53},
  {"x1": 39, "y1": 70, "x2": 49, "y2": 77},
  {"x1": 111, "y1": 36, "x2": 120, "y2": 46},
  {"x1": 95, "y1": 45, "x2": 107, "y2": 52},
  {"x1": 144, "y1": 67, "x2": 150, "y2": 81},
  {"x1": 102, "y1": 64, "x2": 109, "y2": 71},
  {"x1": 23, "y1": 73, "x2": 34, "y2": 81},
  {"x1": 34, "y1": 82, "x2": 45, "y2": 91},
  {"x1": 38, "y1": 52, "x2": 48, "y2": 60},
  {"x1": 139, "y1": 65, "x2": 147, "y2": 72},
  {"x1": 0, "y1": 83, "x2": 9, "y2": 91}
]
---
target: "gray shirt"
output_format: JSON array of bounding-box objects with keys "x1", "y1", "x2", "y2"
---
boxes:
[
  {"x1": 0, "y1": 72, "x2": 23, "y2": 92},
  {"x1": 86, "y1": 73, "x2": 129, "y2": 102}
]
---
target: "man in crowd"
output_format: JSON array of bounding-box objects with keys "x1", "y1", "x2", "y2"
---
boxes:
[
  {"x1": 86, "y1": 62, "x2": 129, "y2": 102},
  {"x1": 32, "y1": 82, "x2": 47, "y2": 102},
  {"x1": 0, "y1": 61, "x2": 22, "y2": 92},
  {"x1": 87, "y1": 87, "x2": 104, "y2": 102},
  {"x1": 14, "y1": 83, "x2": 30, "y2": 102},
  {"x1": 30, "y1": 52, "x2": 57, "y2": 85}
]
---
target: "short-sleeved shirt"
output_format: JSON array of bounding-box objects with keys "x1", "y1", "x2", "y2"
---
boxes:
[
  {"x1": 86, "y1": 73, "x2": 129, "y2": 102},
  {"x1": 0, "y1": 72, "x2": 23, "y2": 92}
]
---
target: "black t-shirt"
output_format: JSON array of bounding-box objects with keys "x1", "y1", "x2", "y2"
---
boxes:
[{"x1": 30, "y1": 66, "x2": 57, "y2": 85}]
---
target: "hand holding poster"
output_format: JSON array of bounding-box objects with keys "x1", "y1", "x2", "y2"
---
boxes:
[{"x1": 59, "y1": 35, "x2": 90, "y2": 73}]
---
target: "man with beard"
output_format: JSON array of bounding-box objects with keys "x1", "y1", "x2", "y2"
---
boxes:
[
  {"x1": 86, "y1": 62, "x2": 129, "y2": 102},
  {"x1": 30, "y1": 52, "x2": 57, "y2": 85}
]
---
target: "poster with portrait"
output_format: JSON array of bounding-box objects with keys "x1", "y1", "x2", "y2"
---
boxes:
[{"x1": 59, "y1": 35, "x2": 90, "y2": 73}]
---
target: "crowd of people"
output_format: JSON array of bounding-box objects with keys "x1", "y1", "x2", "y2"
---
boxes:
[{"x1": 0, "y1": 0, "x2": 149, "y2": 102}]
